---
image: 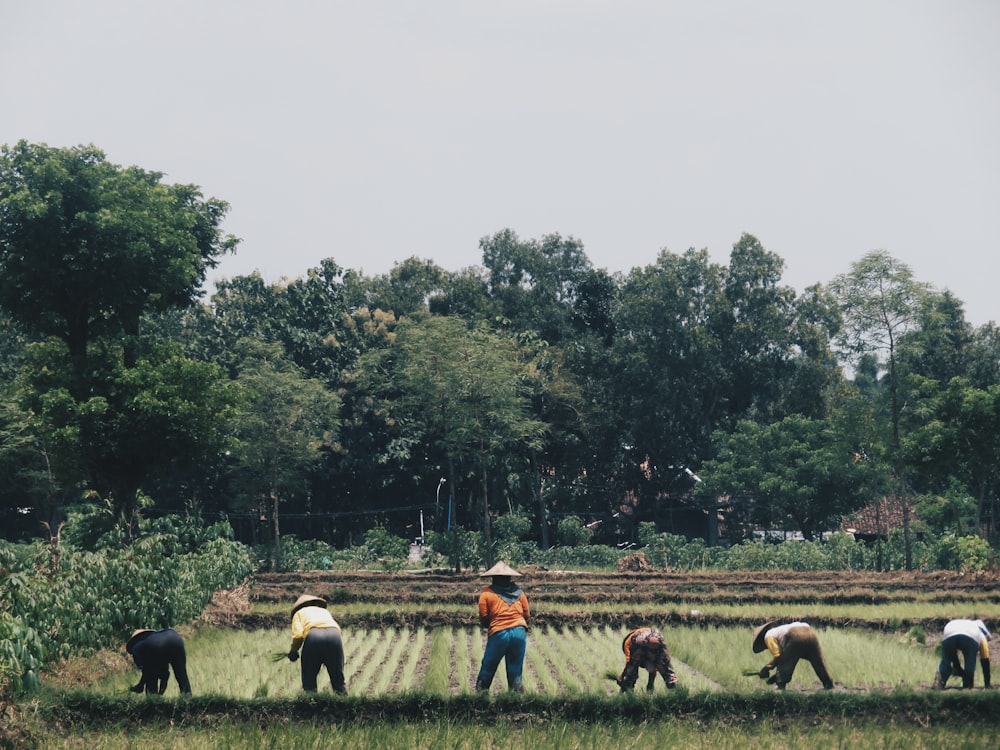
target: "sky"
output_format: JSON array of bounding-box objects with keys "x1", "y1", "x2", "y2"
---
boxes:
[{"x1": 2, "y1": 1, "x2": 998, "y2": 326}]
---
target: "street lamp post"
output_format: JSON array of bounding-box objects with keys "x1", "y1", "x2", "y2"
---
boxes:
[{"x1": 436, "y1": 477, "x2": 446, "y2": 529}]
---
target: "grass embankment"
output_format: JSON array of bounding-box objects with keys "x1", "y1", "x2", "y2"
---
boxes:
[{"x1": 8, "y1": 568, "x2": 1000, "y2": 749}]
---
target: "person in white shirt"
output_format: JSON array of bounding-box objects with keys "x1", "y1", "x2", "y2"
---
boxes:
[{"x1": 934, "y1": 618, "x2": 991, "y2": 689}]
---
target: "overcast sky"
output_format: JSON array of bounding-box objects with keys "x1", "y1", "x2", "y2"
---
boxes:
[{"x1": 3, "y1": 1, "x2": 998, "y2": 326}]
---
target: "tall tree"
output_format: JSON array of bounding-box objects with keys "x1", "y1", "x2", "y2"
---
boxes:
[
  {"x1": 829, "y1": 250, "x2": 931, "y2": 568},
  {"x1": 230, "y1": 340, "x2": 341, "y2": 569},
  {"x1": 357, "y1": 315, "x2": 546, "y2": 566},
  {"x1": 0, "y1": 141, "x2": 238, "y2": 383},
  {"x1": 0, "y1": 141, "x2": 240, "y2": 525},
  {"x1": 702, "y1": 414, "x2": 879, "y2": 541}
]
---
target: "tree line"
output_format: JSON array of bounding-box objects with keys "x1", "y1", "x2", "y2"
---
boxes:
[{"x1": 2, "y1": 141, "x2": 999, "y2": 568}]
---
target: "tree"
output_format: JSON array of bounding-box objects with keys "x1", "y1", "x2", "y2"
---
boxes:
[
  {"x1": 0, "y1": 141, "x2": 238, "y2": 384},
  {"x1": 229, "y1": 340, "x2": 341, "y2": 569},
  {"x1": 829, "y1": 250, "x2": 931, "y2": 568},
  {"x1": 480, "y1": 229, "x2": 592, "y2": 343},
  {"x1": 357, "y1": 316, "x2": 546, "y2": 567},
  {"x1": 702, "y1": 415, "x2": 879, "y2": 541},
  {"x1": 0, "y1": 141, "x2": 240, "y2": 526},
  {"x1": 902, "y1": 377, "x2": 1000, "y2": 539},
  {"x1": 16, "y1": 340, "x2": 241, "y2": 527}
]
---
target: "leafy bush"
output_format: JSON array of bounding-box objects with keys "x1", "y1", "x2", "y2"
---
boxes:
[
  {"x1": 358, "y1": 526, "x2": 410, "y2": 570},
  {"x1": 0, "y1": 513, "x2": 251, "y2": 695},
  {"x1": 426, "y1": 526, "x2": 482, "y2": 572},
  {"x1": 934, "y1": 534, "x2": 992, "y2": 573},
  {"x1": 555, "y1": 516, "x2": 591, "y2": 547},
  {"x1": 493, "y1": 512, "x2": 532, "y2": 544},
  {"x1": 534, "y1": 543, "x2": 624, "y2": 569}
]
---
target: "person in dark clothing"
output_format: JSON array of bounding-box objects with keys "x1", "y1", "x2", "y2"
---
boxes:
[
  {"x1": 617, "y1": 626, "x2": 678, "y2": 692},
  {"x1": 126, "y1": 628, "x2": 191, "y2": 695}
]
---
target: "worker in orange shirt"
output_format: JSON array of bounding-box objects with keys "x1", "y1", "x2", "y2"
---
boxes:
[{"x1": 475, "y1": 562, "x2": 529, "y2": 692}]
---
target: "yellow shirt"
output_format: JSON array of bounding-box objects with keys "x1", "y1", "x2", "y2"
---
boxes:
[{"x1": 290, "y1": 606, "x2": 340, "y2": 652}]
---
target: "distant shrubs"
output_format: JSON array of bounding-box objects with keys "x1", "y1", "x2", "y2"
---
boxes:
[{"x1": 255, "y1": 518, "x2": 996, "y2": 576}]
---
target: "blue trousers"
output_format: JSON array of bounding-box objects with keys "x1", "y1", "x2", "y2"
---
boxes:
[{"x1": 476, "y1": 626, "x2": 527, "y2": 691}]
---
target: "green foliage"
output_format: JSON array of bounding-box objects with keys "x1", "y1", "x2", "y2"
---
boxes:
[
  {"x1": 426, "y1": 527, "x2": 483, "y2": 572},
  {"x1": 259, "y1": 535, "x2": 340, "y2": 572},
  {"x1": 359, "y1": 526, "x2": 410, "y2": 570},
  {"x1": 555, "y1": 516, "x2": 591, "y2": 547},
  {"x1": 534, "y1": 543, "x2": 623, "y2": 569},
  {"x1": 0, "y1": 514, "x2": 251, "y2": 694},
  {"x1": 492, "y1": 512, "x2": 532, "y2": 544},
  {"x1": 638, "y1": 524, "x2": 721, "y2": 570},
  {"x1": 933, "y1": 534, "x2": 992, "y2": 573}
]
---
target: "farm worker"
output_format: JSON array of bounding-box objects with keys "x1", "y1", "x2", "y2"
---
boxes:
[
  {"x1": 616, "y1": 626, "x2": 678, "y2": 692},
  {"x1": 125, "y1": 628, "x2": 191, "y2": 695},
  {"x1": 934, "y1": 618, "x2": 991, "y2": 689},
  {"x1": 752, "y1": 621, "x2": 833, "y2": 690},
  {"x1": 475, "y1": 561, "x2": 530, "y2": 692},
  {"x1": 287, "y1": 593, "x2": 347, "y2": 694}
]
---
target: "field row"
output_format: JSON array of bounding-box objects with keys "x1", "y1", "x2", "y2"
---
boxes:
[{"x1": 95, "y1": 624, "x2": 959, "y2": 698}]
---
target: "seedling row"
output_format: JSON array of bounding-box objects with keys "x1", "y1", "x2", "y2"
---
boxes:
[{"x1": 94, "y1": 624, "x2": 956, "y2": 698}]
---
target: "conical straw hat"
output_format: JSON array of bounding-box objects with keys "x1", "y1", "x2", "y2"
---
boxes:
[
  {"x1": 752, "y1": 621, "x2": 778, "y2": 653},
  {"x1": 480, "y1": 561, "x2": 522, "y2": 577},
  {"x1": 291, "y1": 594, "x2": 327, "y2": 616},
  {"x1": 126, "y1": 629, "x2": 155, "y2": 654}
]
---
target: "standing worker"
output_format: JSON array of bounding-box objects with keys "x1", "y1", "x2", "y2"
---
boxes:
[
  {"x1": 287, "y1": 594, "x2": 347, "y2": 694},
  {"x1": 616, "y1": 626, "x2": 678, "y2": 692},
  {"x1": 126, "y1": 628, "x2": 191, "y2": 695},
  {"x1": 475, "y1": 562, "x2": 529, "y2": 693},
  {"x1": 934, "y1": 618, "x2": 991, "y2": 689},
  {"x1": 752, "y1": 621, "x2": 834, "y2": 690}
]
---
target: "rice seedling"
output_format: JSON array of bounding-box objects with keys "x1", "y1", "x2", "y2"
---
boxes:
[{"x1": 422, "y1": 627, "x2": 451, "y2": 694}]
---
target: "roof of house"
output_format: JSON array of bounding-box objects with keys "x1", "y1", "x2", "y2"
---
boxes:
[{"x1": 841, "y1": 495, "x2": 917, "y2": 536}]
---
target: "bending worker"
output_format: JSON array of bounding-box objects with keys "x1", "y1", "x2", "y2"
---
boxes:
[
  {"x1": 617, "y1": 626, "x2": 678, "y2": 692},
  {"x1": 475, "y1": 562, "x2": 529, "y2": 692},
  {"x1": 287, "y1": 593, "x2": 347, "y2": 694},
  {"x1": 934, "y1": 618, "x2": 991, "y2": 689},
  {"x1": 752, "y1": 621, "x2": 834, "y2": 690},
  {"x1": 125, "y1": 628, "x2": 191, "y2": 695}
]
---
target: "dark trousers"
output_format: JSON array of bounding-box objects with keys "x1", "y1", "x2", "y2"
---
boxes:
[
  {"x1": 939, "y1": 634, "x2": 980, "y2": 688},
  {"x1": 301, "y1": 627, "x2": 346, "y2": 693},
  {"x1": 135, "y1": 629, "x2": 191, "y2": 694},
  {"x1": 770, "y1": 627, "x2": 833, "y2": 690}
]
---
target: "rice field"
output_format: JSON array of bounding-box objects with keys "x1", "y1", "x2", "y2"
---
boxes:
[{"x1": 92, "y1": 623, "x2": 950, "y2": 698}]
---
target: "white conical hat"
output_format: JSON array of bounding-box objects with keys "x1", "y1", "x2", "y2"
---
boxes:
[{"x1": 479, "y1": 561, "x2": 522, "y2": 577}]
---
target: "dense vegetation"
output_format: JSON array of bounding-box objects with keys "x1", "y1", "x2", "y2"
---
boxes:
[{"x1": 3, "y1": 141, "x2": 998, "y2": 567}]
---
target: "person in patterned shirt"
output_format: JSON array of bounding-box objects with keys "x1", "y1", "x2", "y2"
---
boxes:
[
  {"x1": 616, "y1": 626, "x2": 678, "y2": 692},
  {"x1": 475, "y1": 562, "x2": 530, "y2": 692}
]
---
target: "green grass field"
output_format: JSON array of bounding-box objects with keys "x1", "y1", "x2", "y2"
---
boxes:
[
  {"x1": 14, "y1": 569, "x2": 1000, "y2": 749},
  {"x1": 85, "y1": 623, "x2": 948, "y2": 698}
]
